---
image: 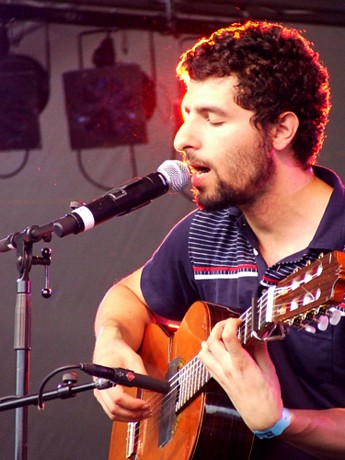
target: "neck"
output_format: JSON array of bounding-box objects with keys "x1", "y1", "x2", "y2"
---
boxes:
[{"x1": 240, "y1": 164, "x2": 333, "y2": 266}]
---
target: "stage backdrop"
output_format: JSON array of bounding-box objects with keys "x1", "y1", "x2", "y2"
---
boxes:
[{"x1": 0, "y1": 20, "x2": 344, "y2": 460}]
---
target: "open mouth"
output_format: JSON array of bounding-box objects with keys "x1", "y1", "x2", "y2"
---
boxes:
[{"x1": 190, "y1": 165, "x2": 210, "y2": 176}]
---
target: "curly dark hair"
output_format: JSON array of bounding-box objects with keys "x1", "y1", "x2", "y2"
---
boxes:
[{"x1": 176, "y1": 21, "x2": 331, "y2": 166}]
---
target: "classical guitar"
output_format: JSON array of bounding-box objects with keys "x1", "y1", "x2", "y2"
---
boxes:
[{"x1": 108, "y1": 251, "x2": 345, "y2": 460}]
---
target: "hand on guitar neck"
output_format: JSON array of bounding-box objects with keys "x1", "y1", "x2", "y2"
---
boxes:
[{"x1": 198, "y1": 317, "x2": 284, "y2": 433}]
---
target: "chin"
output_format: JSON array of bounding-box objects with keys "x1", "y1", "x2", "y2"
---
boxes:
[{"x1": 195, "y1": 195, "x2": 230, "y2": 212}]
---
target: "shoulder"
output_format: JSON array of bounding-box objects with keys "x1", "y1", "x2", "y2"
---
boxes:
[{"x1": 313, "y1": 165, "x2": 345, "y2": 192}]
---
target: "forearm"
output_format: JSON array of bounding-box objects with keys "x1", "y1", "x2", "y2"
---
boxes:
[
  {"x1": 93, "y1": 270, "x2": 155, "y2": 420},
  {"x1": 281, "y1": 408, "x2": 345, "y2": 460},
  {"x1": 94, "y1": 268, "x2": 153, "y2": 363},
  {"x1": 95, "y1": 289, "x2": 148, "y2": 353}
]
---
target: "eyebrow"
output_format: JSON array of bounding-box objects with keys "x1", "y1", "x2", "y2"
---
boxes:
[{"x1": 183, "y1": 104, "x2": 228, "y2": 117}]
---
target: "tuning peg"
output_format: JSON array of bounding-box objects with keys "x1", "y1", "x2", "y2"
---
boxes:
[
  {"x1": 303, "y1": 323, "x2": 316, "y2": 334},
  {"x1": 318, "y1": 307, "x2": 343, "y2": 326},
  {"x1": 316, "y1": 315, "x2": 329, "y2": 331},
  {"x1": 329, "y1": 309, "x2": 342, "y2": 326},
  {"x1": 305, "y1": 313, "x2": 329, "y2": 332},
  {"x1": 299, "y1": 315, "x2": 328, "y2": 334},
  {"x1": 293, "y1": 315, "x2": 316, "y2": 334}
]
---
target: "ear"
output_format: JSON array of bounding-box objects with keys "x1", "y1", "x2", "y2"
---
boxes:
[{"x1": 272, "y1": 111, "x2": 299, "y2": 151}]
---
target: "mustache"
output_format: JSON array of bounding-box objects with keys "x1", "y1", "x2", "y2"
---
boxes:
[{"x1": 184, "y1": 154, "x2": 212, "y2": 171}]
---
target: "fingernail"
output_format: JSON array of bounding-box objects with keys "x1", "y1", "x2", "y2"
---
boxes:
[{"x1": 143, "y1": 409, "x2": 152, "y2": 419}]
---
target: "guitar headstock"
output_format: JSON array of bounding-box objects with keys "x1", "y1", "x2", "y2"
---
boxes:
[{"x1": 269, "y1": 251, "x2": 345, "y2": 326}]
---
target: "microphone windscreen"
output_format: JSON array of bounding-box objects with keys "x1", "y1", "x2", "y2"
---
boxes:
[{"x1": 157, "y1": 160, "x2": 190, "y2": 193}]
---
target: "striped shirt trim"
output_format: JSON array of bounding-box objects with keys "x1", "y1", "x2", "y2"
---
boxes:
[
  {"x1": 193, "y1": 264, "x2": 258, "y2": 273},
  {"x1": 195, "y1": 271, "x2": 259, "y2": 280},
  {"x1": 189, "y1": 209, "x2": 259, "y2": 281}
]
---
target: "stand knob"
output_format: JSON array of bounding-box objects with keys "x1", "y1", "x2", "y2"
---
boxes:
[{"x1": 41, "y1": 287, "x2": 52, "y2": 299}]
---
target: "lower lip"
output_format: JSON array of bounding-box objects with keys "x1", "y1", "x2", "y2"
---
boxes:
[{"x1": 191, "y1": 171, "x2": 209, "y2": 189}]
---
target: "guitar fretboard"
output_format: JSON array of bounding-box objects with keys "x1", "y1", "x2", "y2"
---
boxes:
[
  {"x1": 175, "y1": 356, "x2": 211, "y2": 412},
  {"x1": 174, "y1": 290, "x2": 275, "y2": 411}
]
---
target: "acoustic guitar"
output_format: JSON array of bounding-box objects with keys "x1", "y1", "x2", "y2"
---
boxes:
[{"x1": 108, "y1": 251, "x2": 345, "y2": 460}]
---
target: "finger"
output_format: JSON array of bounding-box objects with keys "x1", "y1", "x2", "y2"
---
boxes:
[
  {"x1": 208, "y1": 318, "x2": 243, "y2": 356},
  {"x1": 94, "y1": 387, "x2": 151, "y2": 422},
  {"x1": 198, "y1": 340, "x2": 227, "y2": 382},
  {"x1": 199, "y1": 340, "x2": 224, "y2": 370},
  {"x1": 251, "y1": 340, "x2": 277, "y2": 375},
  {"x1": 207, "y1": 319, "x2": 228, "y2": 341}
]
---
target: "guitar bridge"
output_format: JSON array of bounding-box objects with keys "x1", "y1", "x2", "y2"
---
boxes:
[
  {"x1": 126, "y1": 388, "x2": 144, "y2": 458},
  {"x1": 126, "y1": 421, "x2": 139, "y2": 458}
]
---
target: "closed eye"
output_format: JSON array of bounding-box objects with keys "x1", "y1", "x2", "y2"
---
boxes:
[{"x1": 207, "y1": 117, "x2": 224, "y2": 126}]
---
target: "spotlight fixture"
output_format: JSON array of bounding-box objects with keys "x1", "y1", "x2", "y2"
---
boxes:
[
  {"x1": 63, "y1": 34, "x2": 156, "y2": 150},
  {"x1": 0, "y1": 26, "x2": 49, "y2": 151}
]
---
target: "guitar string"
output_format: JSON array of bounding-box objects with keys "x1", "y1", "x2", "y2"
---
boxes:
[
  {"x1": 128, "y1": 356, "x2": 208, "y2": 446},
  {"x1": 128, "y1": 285, "x2": 320, "y2": 445},
  {"x1": 142, "y1": 355, "x2": 205, "y2": 418}
]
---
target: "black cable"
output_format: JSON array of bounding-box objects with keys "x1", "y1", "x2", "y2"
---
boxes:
[
  {"x1": 76, "y1": 148, "x2": 139, "y2": 191},
  {"x1": 0, "y1": 150, "x2": 30, "y2": 179},
  {"x1": 37, "y1": 364, "x2": 81, "y2": 409},
  {"x1": 76, "y1": 150, "x2": 112, "y2": 191}
]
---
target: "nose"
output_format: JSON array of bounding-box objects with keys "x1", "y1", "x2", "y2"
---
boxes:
[{"x1": 173, "y1": 119, "x2": 199, "y2": 155}]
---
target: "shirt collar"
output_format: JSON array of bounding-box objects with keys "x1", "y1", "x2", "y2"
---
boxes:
[{"x1": 308, "y1": 165, "x2": 345, "y2": 252}]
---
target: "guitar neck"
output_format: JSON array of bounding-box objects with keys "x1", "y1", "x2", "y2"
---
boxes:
[
  {"x1": 175, "y1": 355, "x2": 211, "y2": 412},
  {"x1": 237, "y1": 293, "x2": 272, "y2": 345},
  {"x1": 174, "y1": 295, "x2": 272, "y2": 411}
]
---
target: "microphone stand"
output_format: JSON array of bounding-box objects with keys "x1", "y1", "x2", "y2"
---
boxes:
[
  {"x1": 0, "y1": 375, "x2": 112, "y2": 413},
  {"x1": 0, "y1": 215, "x2": 112, "y2": 460},
  {"x1": 9, "y1": 225, "x2": 54, "y2": 460},
  {"x1": 0, "y1": 166, "x2": 183, "y2": 459}
]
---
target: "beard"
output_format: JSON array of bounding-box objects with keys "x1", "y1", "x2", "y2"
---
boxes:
[{"x1": 194, "y1": 148, "x2": 275, "y2": 211}]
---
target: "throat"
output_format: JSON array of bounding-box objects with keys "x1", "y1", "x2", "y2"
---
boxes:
[
  {"x1": 259, "y1": 242, "x2": 304, "y2": 267},
  {"x1": 243, "y1": 175, "x2": 333, "y2": 266},
  {"x1": 247, "y1": 211, "x2": 318, "y2": 266},
  {"x1": 256, "y1": 216, "x2": 324, "y2": 266}
]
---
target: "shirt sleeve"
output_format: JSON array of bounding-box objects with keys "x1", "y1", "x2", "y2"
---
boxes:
[{"x1": 140, "y1": 211, "x2": 199, "y2": 321}]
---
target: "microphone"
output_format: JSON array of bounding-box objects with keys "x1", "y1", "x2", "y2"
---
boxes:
[
  {"x1": 53, "y1": 160, "x2": 190, "y2": 238},
  {"x1": 80, "y1": 363, "x2": 170, "y2": 394}
]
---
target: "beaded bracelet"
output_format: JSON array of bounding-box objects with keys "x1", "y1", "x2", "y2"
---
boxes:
[{"x1": 253, "y1": 408, "x2": 292, "y2": 439}]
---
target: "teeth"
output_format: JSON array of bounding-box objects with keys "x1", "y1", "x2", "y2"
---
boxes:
[{"x1": 189, "y1": 165, "x2": 209, "y2": 175}]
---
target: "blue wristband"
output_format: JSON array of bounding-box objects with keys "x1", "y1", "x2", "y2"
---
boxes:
[{"x1": 253, "y1": 408, "x2": 292, "y2": 439}]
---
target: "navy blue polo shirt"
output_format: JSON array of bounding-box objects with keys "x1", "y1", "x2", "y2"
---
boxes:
[{"x1": 141, "y1": 165, "x2": 345, "y2": 460}]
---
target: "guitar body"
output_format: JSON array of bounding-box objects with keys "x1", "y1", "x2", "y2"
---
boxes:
[{"x1": 108, "y1": 301, "x2": 254, "y2": 460}]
